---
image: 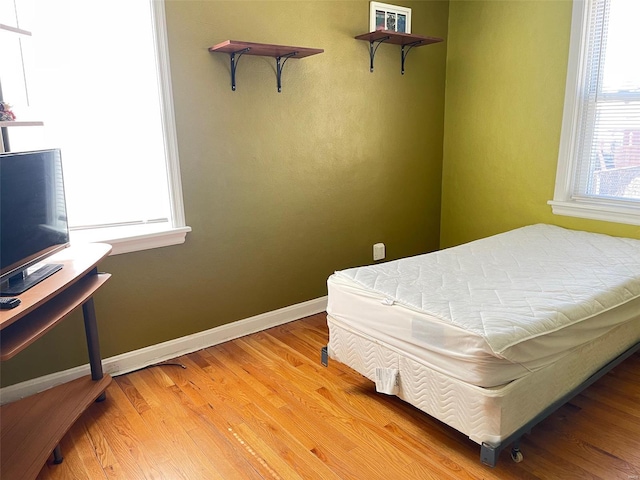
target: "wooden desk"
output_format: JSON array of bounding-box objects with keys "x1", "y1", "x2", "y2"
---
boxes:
[{"x1": 0, "y1": 243, "x2": 112, "y2": 480}]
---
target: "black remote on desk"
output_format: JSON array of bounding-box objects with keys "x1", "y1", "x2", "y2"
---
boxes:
[{"x1": 0, "y1": 297, "x2": 21, "y2": 309}]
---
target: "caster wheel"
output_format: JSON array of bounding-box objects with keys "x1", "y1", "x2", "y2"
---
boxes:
[{"x1": 511, "y1": 449, "x2": 524, "y2": 463}]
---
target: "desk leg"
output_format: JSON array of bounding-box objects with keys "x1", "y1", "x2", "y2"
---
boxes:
[
  {"x1": 82, "y1": 297, "x2": 107, "y2": 402},
  {"x1": 52, "y1": 444, "x2": 63, "y2": 464}
]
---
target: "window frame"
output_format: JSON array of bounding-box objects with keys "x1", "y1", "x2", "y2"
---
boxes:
[
  {"x1": 548, "y1": 0, "x2": 640, "y2": 226},
  {"x1": 71, "y1": 0, "x2": 190, "y2": 255},
  {"x1": 2, "y1": 0, "x2": 190, "y2": 255}
]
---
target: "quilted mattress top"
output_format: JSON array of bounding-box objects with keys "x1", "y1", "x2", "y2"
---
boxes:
[{"x1": 334, "y1": 224, "x2": 640, "y2": 357}]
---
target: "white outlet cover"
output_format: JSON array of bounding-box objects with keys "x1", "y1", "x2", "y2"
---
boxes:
[{"x1": 373, "y1": 242, "x2": 385, "y2": 261}]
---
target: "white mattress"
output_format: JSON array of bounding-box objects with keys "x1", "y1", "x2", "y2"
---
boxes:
[{"x1": 327, "y1": 224, "x2": 640, "y2": 387}]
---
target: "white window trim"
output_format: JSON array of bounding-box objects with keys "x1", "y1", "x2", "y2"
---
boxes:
[
  {"x1": 71, "y1": 224, "x2": 191, "y2": 255},
  {"x1": 548, "y1": 0, "x2": 640, "y2": 226},
  {"x1": 70, "y1": 0, "x2": 191, "y2": 254}
]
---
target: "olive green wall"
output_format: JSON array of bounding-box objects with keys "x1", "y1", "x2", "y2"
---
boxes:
[
  {"x1": 441, "y1": 0, "x2": 640, "y2": 247},
  {"x1": 0, "y1": 1, "x2": 448, "y2": 386}
]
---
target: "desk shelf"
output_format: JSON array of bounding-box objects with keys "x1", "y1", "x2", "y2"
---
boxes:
[
  {"x1": 0, "y1": 243, "x2": 112, "y2": 480},
  {"x1": 0, "y1": 375, "x2": 111, "y2": 480},
  {"x1": 0, "y1": 273, "x2": 110, "y2": 360},
  {"x1": 355, "y1": 30, "x2": 443, "y2": 74},
  {"x1": 209, "y1": 40, "x2": 324, "y2": 92}
]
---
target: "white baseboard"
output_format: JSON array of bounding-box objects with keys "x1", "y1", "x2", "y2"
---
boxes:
[{"x1": 0, "y1": 296, "x2": 327, "y2": 405}]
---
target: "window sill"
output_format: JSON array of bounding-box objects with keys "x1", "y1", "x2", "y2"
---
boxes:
[
  {"x1": 70, "y1": 224, "x2": 192, "y2": 255},
  {"x1": 548, "y1": 199, "x2": 640, "y2": 226}
]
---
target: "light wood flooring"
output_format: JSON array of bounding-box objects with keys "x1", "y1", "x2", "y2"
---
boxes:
[{"x1": 37, "y1": 313, "x2": 640, "y2": 479}]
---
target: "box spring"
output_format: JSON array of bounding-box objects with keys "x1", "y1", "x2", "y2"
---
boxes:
[{"x1": 327, "y1": 313, "x2": 640, "y2": 447}]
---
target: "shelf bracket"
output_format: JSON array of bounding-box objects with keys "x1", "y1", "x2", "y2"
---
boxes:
[
  {"x1": 229, "y1": 47, "x2": 251, "y2": 91},
  {"x1": 276, "y1": 51, "x2": 299, "y2": 93},
  {"x1": 368, "y1": 36, "x2": 390, "y2": 73},
  {"x1": 401, "y1": 40, "x2": 425, "y2": 75}
]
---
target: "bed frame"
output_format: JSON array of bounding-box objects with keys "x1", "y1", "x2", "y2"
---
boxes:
[
  {"x1": 321, "y1": 317, "x2": 640, "y2": 467},
  {"x1": 478, "y1": 340, "x2": 640, "y2": 466}
]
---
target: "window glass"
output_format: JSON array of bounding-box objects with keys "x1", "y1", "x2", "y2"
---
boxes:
[
  {"x1": 0, "y1": 0, "x2": 188, "y2": 246},
  {"x1": 3, "y1": 0, "x2": 174, "y2": 230},
  {"x1": 550, "y1": 0, "x2": 640, "y2": 225}
]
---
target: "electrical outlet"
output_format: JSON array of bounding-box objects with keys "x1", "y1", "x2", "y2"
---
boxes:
[{"x1": 373, "y1": 243, "x2": 385, "y2": 261}]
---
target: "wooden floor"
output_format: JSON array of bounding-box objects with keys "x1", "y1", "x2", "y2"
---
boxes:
[{"x1": 37, "y1": 313, "x2": 640, "y2": 480}]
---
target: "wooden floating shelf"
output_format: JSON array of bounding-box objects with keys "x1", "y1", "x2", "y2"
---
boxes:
[
  {"x1": 355, "y1": 30, "x2": 443, "y2": 46},
  {"x1": 209, "y1": 40, "x2": 323, "y2": 59},
  {"x1": 209, "y1": 40, "x2": 324, "y2": 92},
  {"x1": 355, "y1": 30, "x2": 444, "y2": 74}
]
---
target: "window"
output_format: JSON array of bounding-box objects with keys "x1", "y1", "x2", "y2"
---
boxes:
[
  {"x1": 549, "y1": 0, "x2": 640, "y2": 226},
  {"x1": 0, "y1": 0, "x2": 190, "y2": 254}
]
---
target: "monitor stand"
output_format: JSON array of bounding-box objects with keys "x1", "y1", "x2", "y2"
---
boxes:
[{"x1": 0, "y1": 264, "x2": 63, "y2": 296}]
